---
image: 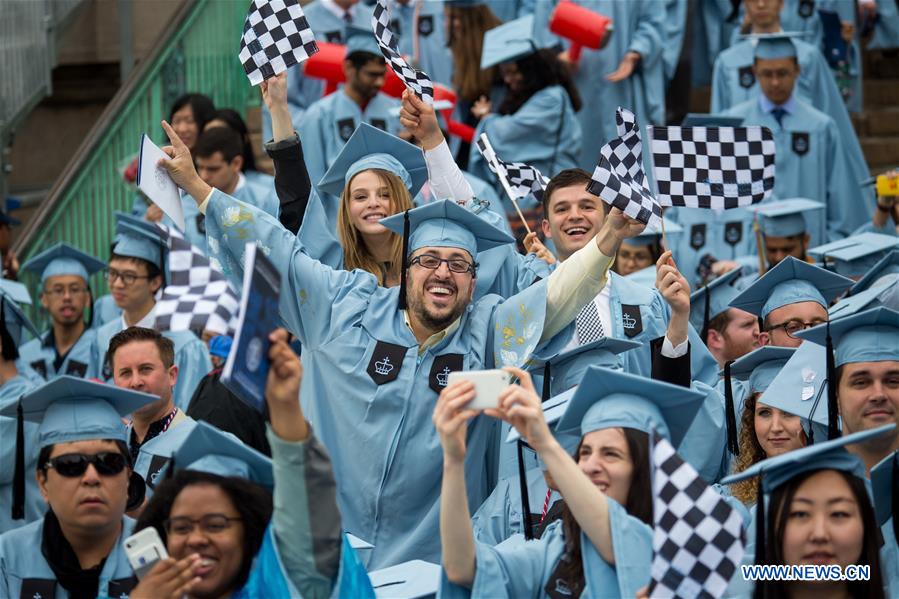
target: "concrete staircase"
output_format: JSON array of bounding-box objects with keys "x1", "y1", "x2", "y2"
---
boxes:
[{"x1": 855, "y1": 50, "x2": 899, "y2": 174}]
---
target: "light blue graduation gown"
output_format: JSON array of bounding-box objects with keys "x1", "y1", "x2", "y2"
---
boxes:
[
  {"x1": 204, "y1": 189, "x2": 550, "y2": 569},
  {"x1": 724, "y1": 96, "x2": 871, "y2": 241},
  {"x1": 711, "y1": 37, "x2": 873, "y2": 220},
  {"x1": 260, "y1": 0, "x2": 374, "y2": 143},
  {"x1": 532, "y1": 0, "x2": 665, "y2": 170},
  {"x1": 468, "y1": 85, "x2": 582, "y2": 195},
  {"x1": 90, "y1": 318, "x2": 212, "y2": 412},
  {"x1": 19, "y1": 328, "x2": 96, "y2": 380},
  {"x1": 692, "y1": 0, "x2": 739, "y2": 86},
  {"x1": 484, "y1": 0, "x2": 534, "y2": 22},
  {"x1": 298, "y1": 90, "x2": 401, "y2": 226},
  {"x1": 130, "y1": 414, "x2": 198, "y2": 496},
  {"x1": 390, "y1": 0, "x2": 453, "y2": 86},
  {"x1": 440, "y1": 502, "x2": 652, "y2": 598},
  {"x1": 662, "y1": 0, "x2": 688, "y2": 83},
  {"x1": 0, "y1": 517, "x2": 138, "y2": 598},
  {"x1": 92, "y1": 294, "x2": 122, "y2": 330},
  {"x1": 869, "y1": 0, "x2": 899, "y2": 49},
  {"x1": 471, "y1": 467, "x2": 557, "y2": 546},
  {"x1": 0, "y1": 373, "x2": 43, "y2": 534}
]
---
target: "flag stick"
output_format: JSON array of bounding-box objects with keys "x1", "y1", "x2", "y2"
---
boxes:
[
  {"x1": 659, "y1": 214, "x2": 669, "y2": 253},
  {"x1": 753, "y1": 214, "x2": 767, "y2": 276},
  {"x1": 478, "y1": 134, "x2": 532, "y2": 235}
]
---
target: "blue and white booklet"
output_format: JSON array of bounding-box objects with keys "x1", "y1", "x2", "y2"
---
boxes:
[{"x1": 221, "y1": 242, "x2": 281, "y2": 412}]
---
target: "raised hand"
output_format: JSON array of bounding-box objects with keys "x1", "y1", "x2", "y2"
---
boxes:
[
  {"x1": 129, "y1": 554, "x2": 201, "y2": 599},
  {"x1": 655, "y1": 250, "x2": 690, "y2": 318},
  {"x1": 265, "y1": 328, "x2": 309, "y2": 442},
  {"x1": 523, "y1": 232, "x2": 557, "y2": 265},
  {"x1": 606, "y1": 51, "x2": 640, "y2": 82},
  {"x1": 158, "y1": 120, "x2": 211, "y2": 202},
  {"x1": 399, "y1": 88, "x2": 443, "y2": 150},
  {"x1": 488, "y1": 367, "x2": 555, "y2": 453},
  {"x1": 433, "y1": 380, "x2": 479, "y2": 464}
]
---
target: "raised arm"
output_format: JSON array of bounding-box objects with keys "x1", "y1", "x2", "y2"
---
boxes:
[{"x1": 262, "y1": 73, "x2": 312, "y2": 234}]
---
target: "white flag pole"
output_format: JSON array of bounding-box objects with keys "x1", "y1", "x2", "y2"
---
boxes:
[{"x1": 478, "y1": 134, "x2": 532, "y2": 235}]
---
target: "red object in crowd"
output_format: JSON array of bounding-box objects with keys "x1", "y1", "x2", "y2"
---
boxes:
[
  {"x1": 549, "y1": 0, "x2": 613, "y2": 63},
  {"x1": 432, "y1": 85, "x2": 475, "y2": 144},
  {"x1": 123, "y1": 158, "x2": 139, "y2": 184}
]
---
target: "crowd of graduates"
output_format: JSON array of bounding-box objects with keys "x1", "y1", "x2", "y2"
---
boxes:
[{"x1": 1, "y1": 0, "x2": 899, "y2": 597}]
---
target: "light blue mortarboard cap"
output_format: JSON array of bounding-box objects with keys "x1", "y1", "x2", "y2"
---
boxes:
[
  {"x1": 753, "y1": 33, "x2": 799, "y2": 60},
  {"x1": 726, "y1": 346, "x2": 795, "y2": 395},
  {"x1": 797, "y1": 306, "x2": 899, "y2": 366},
  {"x1": 444, "y1": 0, "x2": 486, "y2": 6},
  {"x1": 721, "y1": 424, "x2": 895, "y2": 492},
  {"x1": 0, "y1": 375, "x2": 157, "y2": 447},
  {"x1": 0, "y1": 279, "x2": 40, "y2": 346},
  {"x1": 22, "y1": 242, "x2": 106, "y2": 284},
  {"x1": 555, "y1": 366, "x2": 706, "y2": 447},
  {"x1": 526, "y1": 336, "x2": 640, "y2": 398},
  {"x1": 112, "y1": 212, "x2": 166, "y2": 267},
  {"x1": 757, "y1": 342, "x2": 831, "y2": 429},
  {"x1": 728, "y1": 256, "x2": 852, "y2": 320},
  {"x1": 850, "y1": 249, "x2": 899, "y2": 295},
  {"x1": 169, "y1": 421, "x2": 274, "y2": 489},
  {"x1": 752, "y1": 198, "x2": 823, "y2": 238},
  {"x1": 345, "y1": 24, "x2": 380, "y2": 56},
  {"x1": 368, "y1": 560, "x2": 442, "y2": 599},
  {"x1": 870, "y1": 450, "x2": 897, "y2": 528},
  {"x1": 626, "y1": 218, "x2": 682, "y2": 247},
  {"x1": 316, "y1": 123, "x2": 428, "y2": 199},
  {"x1": 807, "y1": 232, "x2": 899, "y2": 278},
  {"x1": 689, "y1": 267, "x2": 746, "y2": 332},
  {"x1": 828, "y1": 283, "x2": 891, "y2": 319},
  {"x1": 480, "y1": 15, "x2": 539, "y2": 69},
  {"x1": 381, "y1": 198, "x2": 514, "y2": 258}
]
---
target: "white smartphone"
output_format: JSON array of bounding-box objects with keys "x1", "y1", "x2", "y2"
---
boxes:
[
  {"x1": 447, "y1": 369, "x2": 513, "y2": 411},
  {"x1": 124, "y1": 527, "x2": 169, "y2": 579}
]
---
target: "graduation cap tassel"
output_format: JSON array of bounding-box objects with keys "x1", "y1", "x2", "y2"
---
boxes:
[
  {"x1": 516, "y1": 440, "x2": 534, "y2": 541},
  {"x1": 700, "y1": 284, "x2": 711, "y2": 345},
  {"x1": 398, "y1": 211, "x2": 411, "y2": 311},
  {"x1": 825, "y1": 321, "x2": 840, "y2": 440},
  {"x1": 892, "y1": 455, "x2": 899, "y2": 543},
  {"x1": 0, "y1": 300, "x2": 18, "y2": 362},
  {"x1": 12, "y1": 402, "x2": 24, "y2": 520},
  {"x1": 541, "y1": 363, "x2": 551, "y2": 403},
  {"x1": 724, "y1": 360, "x2": 740, "y2": 456},
  {"x1": 755, "y1": 477, "x2": 766, "y2": 564}
]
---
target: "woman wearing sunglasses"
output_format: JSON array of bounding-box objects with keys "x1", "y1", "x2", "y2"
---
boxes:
[
  {"x1": 0, "y1": 377, "x2": 157, "y2": 598},
  {"x1": 129, "y1": 330, "x2": 372, "y2": 599}
]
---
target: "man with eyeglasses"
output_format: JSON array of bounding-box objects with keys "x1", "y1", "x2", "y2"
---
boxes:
[
  {"x1": 0, "y1": 376, "x2": 156, "y2": 598},
  {"x1": 89, "y1": 212, "x2": 211, "y2": 411},
  {"x1": 19, "y1": 244, "x2": 106, "y2": 380},
  {"x1": 729, "y1": 256, "x2": 853, "y2": 348}
]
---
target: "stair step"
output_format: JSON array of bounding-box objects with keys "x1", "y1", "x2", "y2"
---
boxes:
[
  {"x1": 862, "y1": 136, "x2": 899, "y2": 170},
  {"x1": 865, "y1": 79, "x2": 899, "y2": 108},
  {"x1": 854, "y1": 108, "x2": 899, "y2": 137}
]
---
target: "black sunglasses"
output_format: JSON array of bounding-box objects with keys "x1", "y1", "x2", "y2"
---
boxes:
[{"x1": 44, "y1": 452, "x2": 128, "y2": 477}]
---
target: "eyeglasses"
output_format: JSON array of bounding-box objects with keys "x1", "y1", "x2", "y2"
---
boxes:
[
  {"x1": 409, "y1": 254, "x2": 476, "y2": 275},
  {"x1": 105, "y1": 267, "x2": 152, "y2": 286},
  {"x1": 164, "y1": 514, "x2": 243, "y2": 536},
  {"x1": 44, "y1": 452, "x2": 128, "y2": 477},
  {"x1": 43, "y1": 285, "x2": 88, "y2": 298},
  {"x1": 766, "y1": 319, "x2": 826, "y2": 339}
]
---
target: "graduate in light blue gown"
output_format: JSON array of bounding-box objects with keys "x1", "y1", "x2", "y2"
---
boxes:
[
  {"x1": 90, "y1": 213, "x2": 211, "y2": 411},
  {"x1": 723, "y1": 36, "x2": 872, "y2": 241},
  {"x1": 692, "y1": 0, "x2": 740, "y2": 86},
  {"x1": 436, "y1": 366, "x2": 706, "y2": 598},
  {"x1": 807, "y1": 231, "x2": 899, "y2": 278},
  {"x1": 531, "y1": 1, "x2": 665, "y2": 169},
  {"x1": 390, "y1": 0, "x2": 453, "y2": 86},
  {"x1": 0, "y1": 282, "x2": 45, "y2": 532},
  {"x1": 467, "y1": 16, "x2": 582, "y2": 189},
  {"x1": 298, "y1": 26, "x2": 402, "y2": 200},
  {"x1": 871, "y1": 450, "x2": 899, "y2": 595},
  {"x1": 720, "y1": 425, "x2": 895, "y2": 597},
  {"x1": 92, "y1": 293, "x2": 122, "y2": 328},
  {"x1": 867, "y1": 0, "x2": 899, "y2": 49},
  {"x1": 133, "y1": 414, "x2": 374, "y2": 599},
  {"x1": 0, "y1": 377, "x2": 156, "y2": 598},
  {"x1": 18, "y1": 244, "x2": 105, "y2": 380},
  {"x1": 260, "y1": 0, "x2": 374, "y2": 143}
]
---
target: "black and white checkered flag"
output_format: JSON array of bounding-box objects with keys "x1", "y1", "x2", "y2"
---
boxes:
[
  {"x1": 648, "y1": 125, "x2": 775, "y2": 209},
  {"x1": 588, "y1": 107, "x2": 662, "y2": 228},
  {"x1": 648, "y1": 430, "x2": 745, "y2": 598},
  {"x1": 239, "y1": 0, "x2": 319, "y2": 86},
  {"x1": 476, "y1": 134, "x2": 550, "y2": 200},
  {"x1": 371, "y1": 0, "x2": 434, "y2": 103},
  {"x1": 153, "y1": 226, "x2": 240, "y2": 336}
]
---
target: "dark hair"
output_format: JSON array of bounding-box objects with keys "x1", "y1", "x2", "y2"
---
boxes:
[
  {"x1": 754, "y1": 468, "x2": 884, "y2": 599},
  {"x1": 556, "y1": 428, "x2": 652, "y2": 591},
  {"x1": 206, "y1": 109, "x2": 257, "y2": 172},
  {"x1": 346, "y1": 51, "x2": 385, "y2": 70},
  {"x1": 136, "y1": 470, "x2": 273, "y2": 594},
  {"x1": 169, "y1": 94, "x2": 216, "y2": 133},
  {"x1": 38, "y1": 439, "x2": 131, "y2": 472},
  {"x1": 107, "y1": 326, "x2": 175, "y2": 371},
  {"x1": 194, "y1": 127, "x2": 244, "y2": 163},
  {"x1": 498, "y1": 49, "x2": 582, "y2": 116},
  {"x1": 542, "y1": 168, "x2": 595, "y2": 216}
]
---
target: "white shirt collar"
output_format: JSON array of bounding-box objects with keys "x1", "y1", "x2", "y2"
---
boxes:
[{"x1": 320, "y1": 0, "x2": 354, "y2": 21}]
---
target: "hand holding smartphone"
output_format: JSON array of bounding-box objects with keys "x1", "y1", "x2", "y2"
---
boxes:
[
  {"x1": 447, "y1": 369, "x2": 513, "y2": 411},
  {"x1": 124, "y1": 527, "x2": 169, "y2": 579}
]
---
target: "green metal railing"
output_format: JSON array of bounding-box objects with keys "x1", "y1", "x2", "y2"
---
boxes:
[{"x1": 14, "y1": 0, "x2": 259, "y2": 325}]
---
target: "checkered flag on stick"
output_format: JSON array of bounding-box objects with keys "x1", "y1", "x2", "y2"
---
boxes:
[
  {"x1": 239, "y1": 0, "x2": 319, "y2": 86},
  {"x1": 476, "y1": 134, "x2": 550, "y2": 201},
  {"x1": 153, "y1": 226, "x2": 240, "y2": 336},
  {"x1": 648, "y1": 125, "x2": 775, "y2": 209},
  {"x1": 372, "y1": 0, "x2": 434, "y2": 103},
  {"x1": 648, "y1": 429, "x2": 745, "y2": 598},
  {"x1": 588, "y1": 107, "x2": 662, "y2": 228}
]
